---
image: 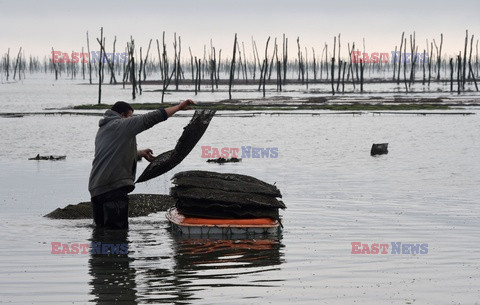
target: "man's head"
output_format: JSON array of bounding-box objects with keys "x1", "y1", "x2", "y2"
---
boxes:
[{"x1": 111, "y1": 101, "x2": 134, "y2": 118}]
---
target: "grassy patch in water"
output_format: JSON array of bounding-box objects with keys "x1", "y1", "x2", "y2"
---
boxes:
[
  {"x1": 73, "y1": 102, "x2": 452, "y2": 111},
  {"x1": 312, "y1": 103, "x2": 451, "y2": 111}
]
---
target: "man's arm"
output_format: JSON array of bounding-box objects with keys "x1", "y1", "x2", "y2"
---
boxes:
[
  {"x1": 121, "y1": 99, "x2": 196, "y2": 137},
  {"x1": 134, "y1": 100, "x2": 196, "y2": 161},
  {"x1": 164, "y1": 99, "x2": 196, "y2": 117}
]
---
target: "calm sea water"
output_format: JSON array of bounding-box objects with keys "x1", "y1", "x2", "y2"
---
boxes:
[{"x1": 1, "y1": 78, "x2": 479, "y2": 304}]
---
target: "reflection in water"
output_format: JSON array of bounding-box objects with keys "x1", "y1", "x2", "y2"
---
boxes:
[
  {"x1": 137, "y1": 232, "x2": 285, "y2": 304},
  {"x1": 88, "y1": 229, "x2": 137, "y2": 305},
  {"x1": 87, "y1": 226, "x2": 285, "y2": 304},
  {"x1": 171, "y1": 235, "x2": 284, "y2": 272}
]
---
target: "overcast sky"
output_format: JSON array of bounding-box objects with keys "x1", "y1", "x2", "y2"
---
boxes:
[{"x1": 1, "y1": 0, "x2": 479, "y2": 59}]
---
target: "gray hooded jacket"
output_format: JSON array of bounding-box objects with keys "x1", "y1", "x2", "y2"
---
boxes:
[{"x1": 88, "y1": 108, "x2": 168, "y2": 198}]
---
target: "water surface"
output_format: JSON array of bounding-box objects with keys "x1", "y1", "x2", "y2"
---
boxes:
[{"x1": 1, "y1": 80, "x2": 479, "y2": 304}]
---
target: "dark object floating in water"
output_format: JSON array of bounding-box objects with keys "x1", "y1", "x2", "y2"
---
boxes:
[
  {"x1": 171, "y1": 170, "x2": 285, "y2": 220},
  {"x1": 371, "y1": 143, "x2": 388, "y2": 156},
  {"x1": 44, "y1": 194, "x2": 175, "y2": 219},
  {"x1": 206, "y1": 157, "x2": 241, "y2": 164},
  {"x1": 29, "y1": 154, "x2": 66, "y2": 161},
  {"x1": 136, "y1": 109, "x2": 216, "y2": 183}
]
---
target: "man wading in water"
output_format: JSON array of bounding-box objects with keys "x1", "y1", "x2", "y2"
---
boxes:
[{"x1": 88, "y1": 100, "x2": 195, "y2": 229}]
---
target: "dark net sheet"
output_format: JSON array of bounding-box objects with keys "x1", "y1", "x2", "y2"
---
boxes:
[{"x1": 136, "y1": 110, "x2": 216, "y2": 183}]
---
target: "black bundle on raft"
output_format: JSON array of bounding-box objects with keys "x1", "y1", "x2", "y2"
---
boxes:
[{"x1": 170, "y1": 170, "x2": 285, "y2": 220}]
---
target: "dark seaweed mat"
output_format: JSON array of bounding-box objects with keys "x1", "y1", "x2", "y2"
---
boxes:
[{"x1": 136, "y1": 110, "x2": 216, "y2": 183}]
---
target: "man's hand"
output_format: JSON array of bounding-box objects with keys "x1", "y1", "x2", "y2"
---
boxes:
[
  {"x1": 138, "y1": 149, "x2": 155, "y2": 162},
  {"x1": 178, "y1": 99, "x2": 196, "y2": 110},
  {"x1": 165, "y1": 99, "x2": 196, "y2": 117}
]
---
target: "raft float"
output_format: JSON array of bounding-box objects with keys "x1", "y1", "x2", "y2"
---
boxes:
[{"x1": 166, "y1": 207, "x2": 281, "y2": 236}]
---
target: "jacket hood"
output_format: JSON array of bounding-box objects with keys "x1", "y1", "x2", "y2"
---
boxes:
[{"x1": 99, "y1": 109, "x2": 121, "y2": 127}]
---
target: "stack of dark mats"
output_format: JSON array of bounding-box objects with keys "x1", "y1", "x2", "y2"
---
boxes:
[{"x1": 170, "y1": 170, "x2": 285, "y2": 221}]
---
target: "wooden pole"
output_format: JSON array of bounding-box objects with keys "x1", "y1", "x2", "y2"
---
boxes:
[
  {"x1": 341, "y1": 61, "x2": 347, "y2": 93},
  {"x1": 397, "y1": 32, "x2": 404, "y2": 85},
  {"x1": 276, "y1": 58, "x2": 282, "y2": 92},
  {"x1": 337, "y1": 34, "x2": 342, "y2": 88},
  {"x1": 348, "y1": 43, "x2": 355, "y2": 89},
  {"x1": 81, "y1": 46, "x2": 85, "y2": 80},
  {"x1": 189, "y1": 47, "x2": 194, "y2": 82},
  {"x1": 143, "y1": 39, "x2": 152, "y2": 81},
  {"x1": 305, "y1": 47, "x2": 309, "y2": 89},
  {"x1": 197, "y1": 58, "x2": 202, "y2": 92},
  {"x1": 5, "y1": 48, "x2": 10, "y2": 81},
  {"x1": 468, "y1": 35, "x2": 478, "y2": 91},
  {"x1": 449, "y1": 58, "x2": 454, "y2": 92},
  {"x1": 161, "y1": 32, "x2": 176, "y2": 103},
  {"x1": 462, "y1": 30, "x2": 468, "y2": 89},
  {"x1": 13, "y1": 47, "x2": 22, "y2": 80},
  {"x1": 216, "y1": 49, "x2": 221, "y2": 89},
  {"x1": 228, "y1": 33, "x2": 237, "y2": 100},
  {"x1": 252, "y1": 37, "x2": 258, "y2": 80},
  {"x1": 320, "y1": 44, "x2": 325, "y2": 80},
  {"x1": 173, "y1": 33, "x2": 179, "y2": 91},
  {"x1": 403, "y1": 38, "x2": 408, "y2": 92},
  {"x1": 392, "y1": 45, "x2": 397, "y2": 81},
  {"x1": 268, "y1": 39, "x2": 276, "y2": 81},
  {"x1": 422, "y1": 49, "x2": 426, "y2": 85},
  {"x1": 262, "y1": 37, "x2": 270, "y2": 98},
  {"x1": 325, "y1": 43, "x2": 329, "y2": 80},
  {"x1": 97, "y1": 27, "x2": 103, "y2": 104},
  {"x1": 437, "y1": 34, "x2": 443, "y2": 80},
  {"x1": 457, "y1": 53, "x2": 461, "y2": 94},
  {"x1": 176, "y1": 35, "x2": 182, "y2": 90},
  {"x1": 211, "y1": 47, "x2": 216, "y2": 88},
  {"x1": 283, "y1": 34, "x2": 288, "y2": 84},
  {"x1": 476, "y1": 39, "x2": 479, "y2": 77},
  {"x1": 193, "y1": 56, "x2": 197, "y2": 95},
  {"x1": 276, "y1": 40, "x2": 282, "y2": 92},
  {"x1": 138, "y1": 47, "x2": 143, "y2": 95},
  {"x1": 408, "y1": 33, "x2": 416, "y2": 86},
  {"x1": 360, "y1": 59, "x2": 364, "y2": 93},
  {"x1": 110, "y1": 36, "x2": 116, "y2": 84},
  {"x1": 468, "y1": 35, "x2": 474, "y2": 80},
  {"x1": 50, "y1": 47, "x2": 58, "y2": 80},
  {"x1": 297, "y1": 37, "x2": 302, "y2": 81},
  {"x1": 428, "y1": 42, "x2": 433, "y2": 86},
  {"x1": 156, "y1": 39, "x2": 164, "y2": 80},
  {"x1": 336, "y1": 59, "x2": 342, "y2": 92},
  {"x1": 86, "y1": 31, "x2": 92, "y2": 84},
  {"x1": 129, "y1": 40, "x2": 137, "y2": 100},
  {"x1": 331, "y1": 57, "x2": 335, "y2": 95}
]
